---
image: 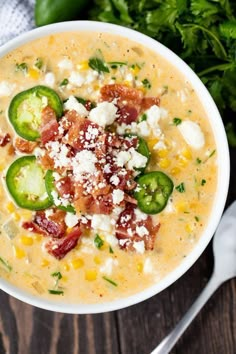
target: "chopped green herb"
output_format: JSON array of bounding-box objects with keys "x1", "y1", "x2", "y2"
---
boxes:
[
  {"x1": 88, "y1": 57, "x2": 109, "y2": 73},
  {"x1": 60, "y1": 78, "x2": 69, "y2": 86},
  {"x1": 142, "y1": 78, "x2": 151, "y2": 89},
  {"x1": 175, "y1": 183, "x2": 185, "y2": 193},
  {"x1": 183, "y1": 211, "x2": 190, "y2": 214},
  {"x1": 173, "y1": 117, "x2": 182, "y2": 126},
  {"x1": 201, "y1": 179, "x2": 206, "y2": 186},
  {"x1": 94, "y1": 234, "x2": 104, "y2": 249},
  {"x1": 34, "y1": 57, "x2": 43, "y2": 70},
  {"x1": 131, "y1": 63, "x2": 141, "y2": 69},
  {"x1": 196, "y1": 158, "x2": 202, "y2": 164},
  {"x1": 51, "y1": 271, "x2": 62, "y2": 280},
  {"x1": 138, "y1": 113, "x2": 147, "y2": 122},
  {"x1": 111, "y1": 76, "x2": 116, "y2": 80},
  {"x1": 195, "y1": 216, "x2": 200, "y2": 222},
  {"x1": 108, "y1": 61, "x2": 127, "y2": 67},
  {"x1": 48, "y1": 289, "x2": 64, "y2": 295},
  {"x1": 109, "y1": 246, "x2": 114, "y2": 254},
  {"x1": 15, "y1": 62, "x2": 28, "y2": 73},
  {"x1": 0, "y1": 256, "x2": 12, "y2": 272},
  {"x1": 204, "y1": 149, "x2": 216, "y2": 163},
  {"x1": 102, "y1": 276, "x2": 118, "y2": 287}
]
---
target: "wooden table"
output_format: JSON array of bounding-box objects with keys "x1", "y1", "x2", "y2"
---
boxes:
[{"x1": 0, "y1": 148, "x2": 235, "y2": 354}]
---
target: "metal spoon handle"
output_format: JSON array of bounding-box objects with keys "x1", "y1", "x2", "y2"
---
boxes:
[{"x1": 150, "y1": 274, "x2": 221, "y2": 354}]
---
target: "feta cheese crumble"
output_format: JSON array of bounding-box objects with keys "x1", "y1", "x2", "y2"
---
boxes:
[
  {"x1": 89, "y1": 102, "x2": 118, "y2": 127},
  {"x1": 112, "y1": 189, "x2": 124, "y2": 204},
  {"x1": 58, "y1": 58, "x2": 73, "y2": 70},
  {"x1": 133, "y1": 240, "x2": 145, "y2": 254},
  {"x1": 91, "y1": 214, "x2": 112, "y2": 232},
  {"x1": 44, "y1": 72, "x2": 55, "y2": 87},
  {"x1": 65, "y1": 213, "x2": 79, "y2": 228},
  {"x1": 0, "y1": 81, "x2": 15, "y2": 97},
  {"x1": 178, "y1": 120, "x2": 205, "y2": 149},
  {"x1": 63, "y1": 95, "x2": 89, "y2": 117}
]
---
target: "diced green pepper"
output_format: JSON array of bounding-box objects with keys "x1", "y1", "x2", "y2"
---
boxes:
[
  {"x1": 134, "y1": 171, "x2": 173, "y2": 214},
  {"x1": 6, "y1": 156, "x2": 52, "y2": 210},
  {"x1": 8, "y1": 85, "x2": 63, "y2": 141}
]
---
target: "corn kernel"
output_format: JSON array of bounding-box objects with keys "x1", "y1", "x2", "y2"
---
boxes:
[
  {"x1": 13, "y1": 245, "x2": 26, "y2": 259},
  {"x1": 20, "y1": 236, "x2": 33, "y2": 246},
  {"x1": 41, "y1": 259, "x2": 50, "y2": 267},
  {"x1": 7, "y1": 202, "x2": 15, "y2": 213},
  {"x1": 148, "y1": 139, "x2": 158, "y2": 150},
  {"x1": 77, "y1": 61, "x2": 89, "y2": 70},
  {"x1": 158, "y1": 149, "x2": 168, "y2": 158},
  {"x1": 185, "y1": 224, "x2": 193, "y2": 233},
  {"x1": 182, "y1": 148, "x2": 192, "y2": 160},
  {"x1": 70, "y1": 258, "x2": 84, "y2": 269},
  {"x1": 137, "y1": 262, "x2": 143, "y2": 273},
  {"x1": 13, "y1": 212, "x2": 21, "y2": 221},
  {"x1": 176, "y1": 201, "x2": 187, "y2": 213},
  {"x1": 85, "y1": 269, "x2": 97, "y2": 281},
  {"x1": 123, "y1": 80, "x2": 132, "y2": 87},
  {"x1": 61, "y1": 275, "x2": 68, "y2": 282},
  {"x1": 63, "y1": 263, "x2": 70, "y2": 271},
  {"x1": 178, "y1": 156, "x2": 188, "y2": 167},
  {"x1": 34, "y1": 234, "x2": 42, "y2": 242},
  {"x1": 130, "y1": 65, "x2": 140, "y2": 75},
  {"x1": 171, "y1": 167, "x2": 181, "y2": 175},
  {"x1": 159, "y1": 158, "x2": 171, "y2": 169},
  {"x1": 94, "y1": 256, "x2": 101, "y2": 265},
  {"x1": 93, "y1": 84, "x2": 100, "y2": 91},
  {"x1": 0, "y1": 164, "x2": 4, "y2": 172},
  {"x1": 21, "y1": 210, "x2": 32, "y2": 220},
  {"x1": 28, "y1": 68, "x2": 40, "y2": 80}
]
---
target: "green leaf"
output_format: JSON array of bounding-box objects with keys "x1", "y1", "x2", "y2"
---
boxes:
[
  {"x1": 226, "y1": 123, "x2": 236, "y2": 147},
  {"x1": 34, "y1": 58, "x2": 43, "y2": 70},
  {"x1": 88, "y1": 57, "x2": 110, "y2": 73},
  {"x1": 16, "y1": 62, "x2": 28, "y2": 74},
  {"x1": 220, "y1": 21, "x2": 236, "y2": 39},
  {"x1": 60, "y1": 78, "x2": 69, "y2": 86},
  {"x1": 173, "y1": 117, "x2": 182, "y2": 125},
  {"x1": 175, "y1": 182, "x2": 185, "y2": 193},
  {"x1": 51, "y1": 271, "x2": 62, "y2": 280},
  {"x1": 142, "y1": 78, "x2": 151, "y2": 89},
  {"x1": 94, "y1": 234, "x2": 104, "y2": 249},
  {"x1": 112, "y1": 0, "x2": 133, "y2": 24}
]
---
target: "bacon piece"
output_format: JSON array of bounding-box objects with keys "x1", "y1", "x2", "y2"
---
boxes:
[
  {"x1": 14, "y1": 137, "x2": 38, "y2": 153},
  {"x1": 22, "y1": 221, "x2": 47, "y2": 235},
  {"x1": 61, "y1": 110, "x2": 83, "y2": 131},
  {"x1": 0, "y1": 133, "x2": 11, "y2": 147},
  {"x1": 40, "y1": 153, "x2": 55, "y2": 170},
  {"x1": 34, "y1": 210, "x2": 66, "y2": 238},
  {"x1": 40, "y1": 106, "x2": 59, "y2": 145},
  {"x1": 141, "y1": 97, "x2": 160, "y2": 110},
  {"x1": 100, "y1": 84, "x2": 144, "y2": 108},
  {"x1": 46, "y1": 227, "x2": 81, "y2": 260},
  {"x1": 117, "y1": 106, "x2": 138, "y2": 124},
  {"x1": 116, "y1": 205, "x2": 160, "y2": 251},
  {"x1": 89, "y1": 194, "x2": 113, "y2": 214},
  {"x1": 55, "y1": 176, "x2": 74, "y2": 198}
]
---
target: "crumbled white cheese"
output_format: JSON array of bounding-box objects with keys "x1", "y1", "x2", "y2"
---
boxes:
[
  {"x1": 100, "y1": 258, "x2": 118, "y2": 275},
  {"x1": 65, "y1": 213, "x2": 79, "y2": 228},
  {"x1": 146, "y1": 105, "x2": 161, "y2": 126},
  {"x1": 0, "y1": 81, "x2": 15, "y2": 97},
  {"x1": 116, "y1": 151, "x2": 131, "y2": 167},
  {"x1": 89, "y1": 102, "x2": 118, "y2": 127},
  {"x1": 45, "y1": 209, "x2": 53, "y2": 218},
  {"x1": 48, "y1": 142, "x2": 70, "y2": 168},
  {"x1": 69, "y1": 71, "x2": 85, "y2": 87},
  {"x1": 112, "y1": 189, "x2": 124, "y2": 205},
  {"x1": 133, "y1": 240, "x2": 145, "y2": 254},
  {"x1": 91, "y1": 214, "x2": 112, "y2": 232},
  {"x1": 72, "y1": 150, "x2": 97, "y2": 180},
  {"x1": 137, "y1": 120, "x2": 151, "y2": 137},
  {"x1": 160, "y1": 107, "x2": 168, "y2": 118},
  {"x1": 105, "y1": 234, "x2": 118, "y2": 247},
  {"x1": 44, "y1": 72, "x2": 55, "y2": 87},
  {"x1": 127, "y1": 148, "x2": 147, "y2": 170},
  {"x1": 34, "y1": 147, "x2": 45, "y2": 158},
  {"x1": 143, "y1": 258, "x2": 153, "y2": 273},
  {"x1": 153, "y1": 140, "x2": 166, "y2": 150},
  {"x1": 119, "y1": 239, "x2": 129, "y2": 246},
  {"x1": 178, "y1": 120, "x2": 205, "y2": 149},
  {"x1": 136, "y1": 225, "x2": 149, "y2": 237},
  {"x1": 85, "y1": 70, "x2": 99, "y2": 84},
  {"x1": 63, "y1": 95, "x2": 88, "y2": 117},
  {"x1": 58, "y1": 58, "x2": 73, "y2": 70},
  {"x1": 110, "y1": 175, "x2": 120, "y2": 186},
  {"x1": 164, "y1": 199, "x2": 175, "y2": 213}
]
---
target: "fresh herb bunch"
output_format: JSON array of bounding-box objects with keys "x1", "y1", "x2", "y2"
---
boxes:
[{"x1": 89, "y1": 0, "x2": 236, "y2": 145}]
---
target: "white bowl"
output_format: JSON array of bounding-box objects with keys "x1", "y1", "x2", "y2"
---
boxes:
[{"x1": 0, "y1": 21, "x2": 230, "y2": 314}]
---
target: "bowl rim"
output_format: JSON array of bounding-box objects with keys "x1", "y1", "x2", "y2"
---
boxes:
[{"x1": 0, "y1": 20, "x2": 230, "y2": 314}]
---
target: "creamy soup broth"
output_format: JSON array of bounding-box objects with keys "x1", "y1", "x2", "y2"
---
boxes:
[{"x1": 0, "y1": 32, "x2": 217, "y2": 303}]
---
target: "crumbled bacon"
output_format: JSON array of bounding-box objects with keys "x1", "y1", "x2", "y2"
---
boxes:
[
  {"x1": 0, "y1": 133, "x2": 11, "y2": 147},
  {"x1": 34, "y1": 210, "x2": 66, "y2": 238},
  {"x1": 117, "y1": 106, "x2": 138, "y2": 124},
  {"x1": 22, "y1": 221, "x2": 47, "y2": 235},
  {"x1": 141, "y1": 97, "x2": 160, "y2": 110},
  {"x1": 40, "y1": 106, "x2": 59, "y2": 145},
  {"x1": 100, "y1": 84, "x2": 144, "y2": 108},
  {"x1": 55, "y1": 176, "x2": 74, "y2": 198},
  {"x1": 14, "y1": 137, "x2": 38, "y2": 153},
  {"x1": 116, "y1": 205, "x2": 160, "y2": 251},
  {"x1": 46, "y1": 227, "x2": 81, "y2": 260}
]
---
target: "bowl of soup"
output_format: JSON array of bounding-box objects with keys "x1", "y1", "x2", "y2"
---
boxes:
[{"x1": 0, "y1": 21, "x2": 229, "y2": 313}]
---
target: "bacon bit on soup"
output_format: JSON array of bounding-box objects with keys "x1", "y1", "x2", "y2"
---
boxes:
[
  {"x1": 40, "y1": 106, "x2": 59, "y2": 145},
  {"x1": 0, "y1": 133, "x2": 11, "y2": 147},
  {"x1": 46, "y1": 227, "x2": 82, "y2": 260},
  {"x1": 14, "y1": 137, "x2": 38, "y2": 153},
  {"x1": 34, "y1": 210, "x2": 67, "y2": 238}
]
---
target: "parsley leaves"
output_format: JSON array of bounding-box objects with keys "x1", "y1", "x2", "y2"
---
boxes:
[
  {"x1": 173, "y1": 117, "x2": 182, "y2": 126},
  {"x1": 88, "y1": 57, "x2": 110, "y2": 73},
  {"x1": 94, "y1": 234, "x2": 104, "y2": 249},
  {"x1": 175, "y1": 182, "x2": 185, "y2": 193}
]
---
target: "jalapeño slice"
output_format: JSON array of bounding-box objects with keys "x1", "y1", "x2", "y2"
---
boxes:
[
  {"x1": 8, "y1": 85, "x2": 63, "y2": 141},
  {"x1": 6, "y1": 156, "x2": 52, "y2": 210},
  {"x1": 134, "y1": 171, "x2": 173, "y2": 214},
  {"x1": 45, "y1": 170, "x2": 75, "y2": 214}
]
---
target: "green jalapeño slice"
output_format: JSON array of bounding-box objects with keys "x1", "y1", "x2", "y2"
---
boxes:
[
  {"x1": 6, "y1": 156, "x2": 52, "y2": 210},
  {"x1": 134, "y1": 171, "x2": 173, "y2": 214},
  {"x1": 8, "y1": 85, "x2": 63, "y2": 141}
]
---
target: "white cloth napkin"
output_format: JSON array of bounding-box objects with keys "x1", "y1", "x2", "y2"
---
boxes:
[{"x1": 0, "y1": 0, "x2": 35, "y2": 46}]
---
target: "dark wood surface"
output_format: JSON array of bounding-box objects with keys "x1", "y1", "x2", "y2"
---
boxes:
[{"x1": 0, "y1": 148, "x2": 235, "y2": 354}]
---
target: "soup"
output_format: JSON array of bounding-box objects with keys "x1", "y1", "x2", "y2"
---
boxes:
[{"x1": 0, "y1": 32, "x2": 217, "y2": 303}]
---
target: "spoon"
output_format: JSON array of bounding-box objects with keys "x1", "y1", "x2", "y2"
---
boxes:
[{"x1": 150, "y1": 200, "x2": 236, "y2": 354}]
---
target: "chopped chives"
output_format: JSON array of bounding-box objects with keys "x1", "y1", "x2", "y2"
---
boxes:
[
  {"x1": 109, "y1": 246, "x2": 114, "y2": 254},
  {"x1": 0, "y1": 256, "x2": 12, "y2": 272},
  {"x1": 48, "y1": 289, "x2": 64, "y2": 295},
  {"x1": 102, "y1": 276, "x2": 118, "y2": 287}
]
